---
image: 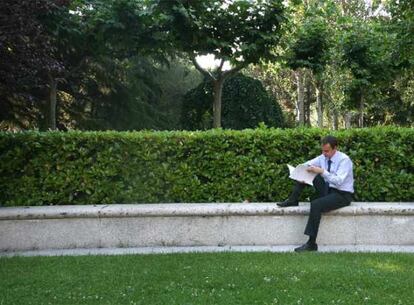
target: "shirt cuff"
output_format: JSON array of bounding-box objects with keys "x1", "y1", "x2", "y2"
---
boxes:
[{"x1": 321, "y1": 170, "x2": 330, "y2": 179}]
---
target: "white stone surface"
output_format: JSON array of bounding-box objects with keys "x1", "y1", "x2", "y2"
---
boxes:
[
  {"x1": 2, "y1": 245, "x2": 414, "y2": 258},
  {"x1": 1, "y1": 202, "x2": 413, "y2": 252}
]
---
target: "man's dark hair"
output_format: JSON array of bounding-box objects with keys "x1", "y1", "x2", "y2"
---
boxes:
[{"x1": 321, "y1": 135, "x2": 338, "y2": 149}]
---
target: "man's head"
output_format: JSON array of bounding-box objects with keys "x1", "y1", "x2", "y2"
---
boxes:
[{"x1": 321, "y1": 135, "x2": 338, "y2": 159}]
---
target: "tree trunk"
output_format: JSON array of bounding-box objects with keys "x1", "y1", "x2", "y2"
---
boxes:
[
  {"x1": 304, "y1": 73, "x2": 311, "y2": 126},
  {"x1": 359, "y1": 94, "x2": 364, "y2": 128},
  {"x1": 326, "y1": 108, "x2": 332, "y2": 129},
  {"x1": 190, "y1": 57, "x2": 246, "y2": 129},
  {"x1": 48, "y1": 73, "x2": 57, "y2": 130},
  {"x1": 316, "y1": 81, "x2": 323, "y2": 128},
  {"x1": 332, "y1": 109, "x2": 339, "y2": 130},
  {"x1": 295, "y1": 70, "x2": 305, "y2": 125},
  {"x1": 344, "y1": 112, "x2": 352, "y2": 129},
  {"x1": 212, "y1": 78, "x2": 224, "y2": 128}
]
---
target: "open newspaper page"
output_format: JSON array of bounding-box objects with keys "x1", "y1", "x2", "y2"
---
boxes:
[{"x1": 287, "y1": 164, "x2": 317, "y2": 186}]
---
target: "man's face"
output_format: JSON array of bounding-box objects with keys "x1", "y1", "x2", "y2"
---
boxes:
[{"x1": 322, "y1": 143, "x2": 336, "y2": 158}]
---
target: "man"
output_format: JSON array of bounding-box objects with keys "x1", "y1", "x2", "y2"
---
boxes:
[{"x1": 277, "y1": 135, "x2": 354, "y2": 252}]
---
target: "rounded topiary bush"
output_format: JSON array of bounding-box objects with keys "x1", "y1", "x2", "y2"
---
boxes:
[{"x1": 180, "y1": 73, "x2": 285, "y2": 130}]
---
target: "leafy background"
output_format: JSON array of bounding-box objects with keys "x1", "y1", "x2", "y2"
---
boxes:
[{"x1": 0, "y1": 127, "x2": 412, "y2": 206}]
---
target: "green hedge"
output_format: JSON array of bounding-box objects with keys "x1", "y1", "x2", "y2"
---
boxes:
[{"x1": 0, "y1": 127, "x2": 413, "y2": 206}]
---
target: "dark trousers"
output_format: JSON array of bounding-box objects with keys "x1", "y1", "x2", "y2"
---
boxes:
[{"x1": 288, "y1": 175, "x2": 353, "y2": 239}]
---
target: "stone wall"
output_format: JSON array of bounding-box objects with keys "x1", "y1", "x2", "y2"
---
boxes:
[{"x1": 1, "y1": 202, "x2": 413, "y2": 252}]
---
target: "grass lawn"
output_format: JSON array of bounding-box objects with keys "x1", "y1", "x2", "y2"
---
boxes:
[{"x1": 1, "y1": 252, "x2": 413, "y2": 305}]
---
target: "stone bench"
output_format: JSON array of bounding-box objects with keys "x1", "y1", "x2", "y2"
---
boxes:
[{"x1": 1, "y1": 202, "x2": 413, "y2": 253}]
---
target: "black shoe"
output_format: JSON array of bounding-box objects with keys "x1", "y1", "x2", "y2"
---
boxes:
[
  {"x1": 294, "y1": 242, "x2": 318, "y2": 252},
  {"x1": 277, "y1": 199, "x2": 299, "y2": 207}
]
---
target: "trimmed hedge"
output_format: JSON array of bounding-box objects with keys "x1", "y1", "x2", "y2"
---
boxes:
[{"x1": 0, "y1": 127, "x2": 413, "y2": 206}]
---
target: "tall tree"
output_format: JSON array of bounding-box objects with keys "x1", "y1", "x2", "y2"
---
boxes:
[
  {"x1": 48, "y1": 0, "x2": 169, "y2": 128},
  {"x1": 156, "y1": 0, "x2": 286, "y2": 128},
  {"x1": 0, "y1": 0, "x2": 69, "y2": 130},
  {"x1": 287, "y1": 16, "x2": 331, "y2": 126},
  {"x1": 388, "y1": 0, "x2": 414, "y2": 67},
  {"x1": 340, "y1": 18, "x2": 395, "y2": 128}
]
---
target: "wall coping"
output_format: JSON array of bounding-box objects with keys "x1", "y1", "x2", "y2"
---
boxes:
[{"x1": 1, "y1": 202, "x2": 414, "y2": 220}]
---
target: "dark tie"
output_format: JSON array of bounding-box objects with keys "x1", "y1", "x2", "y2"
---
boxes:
[{"x1": 327, "y1": 159, "x2": 332, "y2": 172}]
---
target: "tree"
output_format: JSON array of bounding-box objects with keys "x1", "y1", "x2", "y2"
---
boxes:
[
  {"x1": 47, "y1": 0, "x2": 171, "y2": 130},
  {"x1": 387, "y1": 0, "x2": 414, "y2": 68},
  {"x1": 339, "y1": 19, "x2": 396, "y2": 128},
  {"x1": 181, "y1": 73, "x2": 285, "y2": 130},
  {"x1": 156, "y1": 0, "x2": 286, "y2": 128},
  {"x1": 0, "y1": 0, "x2": 179, "y2": 131},
  {"x1": 244, "y1": 62, "x2": 297, "y2": 127},
  {"x1": 0, "y1": 0, "x2": 69, "y2": 130},
  {"x1": 287, "y1": 16, "x2": 331, "y2": 127},
  {"x1": 154, "y1": 57, "x2": 203, "y2": 130}
]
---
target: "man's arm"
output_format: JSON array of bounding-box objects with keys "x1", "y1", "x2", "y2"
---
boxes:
[
  {"x1": 304, "y1": 155, "x2": 322, "y2": 167},
  {"x1": 321, "y1": 157, "x2": 353, "y2": 187}
]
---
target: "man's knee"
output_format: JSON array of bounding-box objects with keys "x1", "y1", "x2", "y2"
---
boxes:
[
  {"x1": 310, "y1": 198, "x2": 323, "y2": 212},
  {"x1": 312, "y1": 174, "x2": 323, "y2": 184}
]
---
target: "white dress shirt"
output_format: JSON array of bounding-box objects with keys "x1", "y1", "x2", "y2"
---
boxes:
[{"x1": 305, "y1": 151, "x2": 354, "y2": 193}]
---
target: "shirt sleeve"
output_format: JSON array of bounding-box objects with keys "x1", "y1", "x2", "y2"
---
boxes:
[
  {"x1": 321, "y1": 157, "x2": 353, "y2": 187},
  {"x1": 304, "y1": 155, "x2": 322, "y2": 167}
]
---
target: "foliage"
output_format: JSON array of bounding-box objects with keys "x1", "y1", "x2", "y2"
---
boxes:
[
  {"x1": 154, "y1": 57, "x2": 204, "y2": 130},
  {"x1": 387, "y1": 0, "x2": 414, "y2": 67},
  {"x1": 0, "y1": 0, "x2": 194, "y2": 131},
  {"x1": 49, "y1": 0, "x2": 175, "y2": 131},
  {"x1": 244, "y1": 63, "x2": 297, "y2": 127},
  {"x1": 156, "y1": 0, "x2": 286, "y2": 64},
  {"x1": 68, "y1": 55, "x2": 203, "y2": 131},
  {"x1": 287, "y1": 17, "x2": 331, "y2": 74},
  {"x1": 1, "y1": 0, "x2": 414, "y2": 131},
  {"x1": 0, "y1": 0, "x2": 69, "y2": 128},
  {"x1": 247, "y1": 0, "x2": 414, "y2": 128},
  {"x1": 0, "y1": 127, "x2": 412, "y2": 206},
  {"x1": 154, "y1": 0, "x2": 287, "y2": 128},
  {"x1": 181, "y1": 74, "x2": 285, "y2": 130}
]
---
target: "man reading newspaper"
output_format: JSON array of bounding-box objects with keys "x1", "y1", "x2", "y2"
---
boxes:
[{"x1": 277, "y1": 135, "x2": 354, "y2": 252}]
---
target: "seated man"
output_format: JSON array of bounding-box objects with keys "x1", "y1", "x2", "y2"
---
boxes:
[{"x1": 278, "y1": 135, "x2": 354, "y2": 252}]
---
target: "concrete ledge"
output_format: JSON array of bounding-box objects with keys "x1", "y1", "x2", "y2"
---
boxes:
[
  {"x1": 1, "y1": 202, "x2": 414, "y2": 252},
  {"x1": 3, "y1": 245, "x2": 414, "y2": 257},
  {"x1": 2, "y1": 202, "x2": 414, "y2": 220}
]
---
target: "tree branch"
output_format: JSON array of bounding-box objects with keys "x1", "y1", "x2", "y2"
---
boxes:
[
  {"x1": 191, "y1": 55, "x2": 216, "y2": 81},
  {"x1": 222, "y1": 61, "x2": 248, "y2": 79},
  {"x1": 216, "y1": 58, "x2": 225, "y2": 77}
]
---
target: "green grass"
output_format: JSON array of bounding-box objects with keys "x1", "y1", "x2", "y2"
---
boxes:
[{"x1": 1, "y1": 252, "x2": 413, "y2": 305}]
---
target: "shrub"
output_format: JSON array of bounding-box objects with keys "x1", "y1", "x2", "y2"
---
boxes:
[
  {"x1": 180, "y1": 73, "x2": 285, "y2": 130},
  {"x1": 0, "y1": 127, "x2": 412, "y2": 206}
]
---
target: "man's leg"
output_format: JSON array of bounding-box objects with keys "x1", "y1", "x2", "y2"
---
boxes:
[
  {"x1": 278, "y1": 174, "x2": 327, "y2": 207},
  {"x1": 304, "y1": 192, "x2": 351, "y2": 240},
  {"x1": 277, "y1": 181, "x2": 306, "y2": 207},
  {"x1": 294, "y1": 192, "x2": 350, "y2": 252},
  {"x1": 312, "y1": 174, "x2": 329, "y2": 198}
]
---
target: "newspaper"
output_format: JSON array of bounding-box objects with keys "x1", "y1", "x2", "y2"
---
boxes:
[{"x1": 287, "y1": 164, "x2": 317, "y2": 186}]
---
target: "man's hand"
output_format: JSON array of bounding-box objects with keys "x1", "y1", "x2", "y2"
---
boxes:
[{"x1": 306, "y1": 166, "x2": 324, "y2": 174}]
